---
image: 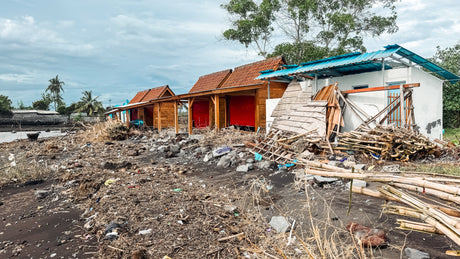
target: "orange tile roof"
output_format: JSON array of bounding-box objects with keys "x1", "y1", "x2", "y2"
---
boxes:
[
  {"x1": 129, "y1": 89, "x2": 150, "y2": 104},
  {"x1": 142, "y1": 85, "x2": 174, "y2": 101},
  {"x1": 129, "y1": 85, "x2": 174, "y2": 104},
  {"x1": 220, "y1": 56, "x2": 285, "y2": 89},
  {"x1": 189, "y1": 69, "x2": 232, "y2": 93}
]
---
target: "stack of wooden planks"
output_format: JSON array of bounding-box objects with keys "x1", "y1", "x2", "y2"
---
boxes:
[
  {"x1": 313, "y1": 82, "x2": 344, "y2": 139},
  {"x1": 304, "y1": 162, "x2": 460, "y2": 249},
  {"x1": 335, "y1": 125, "x2": 437, "y2": 161}
]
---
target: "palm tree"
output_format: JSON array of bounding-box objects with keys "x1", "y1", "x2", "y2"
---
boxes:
[
  {"x1": 77, "y1": 90, "x2": 104, "y2": 116},
  {"x1": 46, "y1": 75, "x2": 65, "y2": 111}
]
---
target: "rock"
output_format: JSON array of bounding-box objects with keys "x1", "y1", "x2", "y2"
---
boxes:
[
  {"x1": 212, "y1": 146, "x2": 232, "y2": 158},
  {"x1": 382, "y1": 164, "x2": 400, "y2": 172},
  {"x1": 346, "y1": 222, "x2": 386, "y2": 247},
  {"x1": 269, "y1": 216, "x2": 290, "y2": 233},
  {"x1": 346, "y1": 180, "x2": 367, "y2": 189},
  {"x1": 255, "y1": 160, "x2": 274, "y2": 170},
  {"x1": 236, "y1": 164, "x2": 249, "y2": 173},
  {"x1": 246, "y1": 158, "x2": 254, "y2": 164},
  {"x1": 157, "y1": 145, "x2": 169, "y2": 153},
  {"x1": 103, "y1": 161, "x2": 132, "y2": 170},
  {"x1": 127, "y1": 150, "x2": 139, "y2": 156},
  {"x1": 203, "y1": 153, "x2": 213, "y2": 162},
  {"x1": 247, "y1": 164, "x2": 254, "y2": 170},
  {"x1": 177, "y1": 150, "x2": 186, "y2": 157},
  {"x1": 223, "y1": 205, "x2": 237, "y2": 213},
  {"x1": 170, "y1": 144, "x2": 180, "y2": 154},
  {"x1": 35, "y1": 190, "x2": 51, "y2": 200},
  {"x1": 313, "y1": 175, "x2": 338, "y2": 184},
  {"x1": 217, "y1": 156, "x2": 232, "y2": 168},
  {"x1": 138, "y1": 229, "x2": 152, "y2": 235},
  {"x1": 404, "y1": 248, "x2": 430, "y2": 259}
]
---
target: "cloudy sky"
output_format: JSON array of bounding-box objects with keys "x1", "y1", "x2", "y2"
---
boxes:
[{"x1": 1, "y1": 0, "x2": 459, "y2": 108}]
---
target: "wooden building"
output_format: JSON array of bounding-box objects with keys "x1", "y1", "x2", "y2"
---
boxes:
[
  {"x1": 109, "y1": 85, "x2": 177, "y2": 130},
  {"x1": 182, "y1": 56, "x2": 288, "y2": 134}
]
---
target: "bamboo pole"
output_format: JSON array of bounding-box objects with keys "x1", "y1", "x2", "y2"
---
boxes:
[{"x1": 390, "y1": 183, "x2": 460, "y2": 205}]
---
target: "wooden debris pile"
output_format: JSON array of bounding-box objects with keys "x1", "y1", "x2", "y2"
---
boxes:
[
  {"x1": 303, "y1": 162, "x2": 460, "y2": 249},
  {"x1": 336, "y1": 125, "x2": 437, "y2": 161},
  {"x1": 313, "y1": 82, "x2": 344, "y2": 139}
]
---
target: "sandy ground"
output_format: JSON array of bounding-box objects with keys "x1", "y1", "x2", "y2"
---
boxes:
[{"x1": 0, "y1": 126, "x2": 459, "y2": 258}]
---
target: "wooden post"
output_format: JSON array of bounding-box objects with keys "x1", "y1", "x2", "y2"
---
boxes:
[
  {"x1": 174, "y1": 101, "x2": 179, "y2": 134},
  {"x1": 400, "y1": 84, "x2": 405, "y2": 127},
  {"x1": 255, "y1": 89, "x2": 260, "y2": 131},
  {"x1": 157, "y1": 103, "x2": 162, "y2": 131},
  {"x1": 188, "y1": 98, "x2": 194, "y2": 135},
  {"x1": 215, "y1": 95, "x2": 220, "y2": 131},
  {"x1": 125, "y1": 109, "x2": 130, "y2": 127},
  {"x1": 224, "y1": 97, "x2": 228, "y2": 127}
]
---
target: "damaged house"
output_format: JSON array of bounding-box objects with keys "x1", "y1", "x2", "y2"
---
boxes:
[{"x1": 257, "y1": 44, "x2": 460, "y2": 140}]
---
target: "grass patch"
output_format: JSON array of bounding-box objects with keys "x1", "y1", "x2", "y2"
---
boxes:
[
  {"x1": 443, "y1": 128, "x2": 460, "y2": 145},
  {"x1": 403, "y1": 163, "x2": 460, "y2": 176}
]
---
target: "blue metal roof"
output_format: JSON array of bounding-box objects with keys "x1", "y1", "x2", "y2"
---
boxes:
[{"x1": 256, "y1": 44, "x2": 460, "y2": 83}]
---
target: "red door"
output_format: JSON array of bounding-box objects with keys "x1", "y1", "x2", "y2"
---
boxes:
[
  {"x1": 228, "y1": 96, "x2": 255, "y2": 127},
  {"x1": 192, "y1": 100, "x2": 209, "y2": 128}
]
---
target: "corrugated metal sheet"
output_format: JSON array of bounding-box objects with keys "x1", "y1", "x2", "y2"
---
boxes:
[{"x1": 256, "y1": 44, "x2": 460, "y2": 83}]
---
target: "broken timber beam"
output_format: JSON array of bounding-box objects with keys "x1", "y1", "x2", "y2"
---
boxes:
[{"x1": 342, "y1": 83, "x2": 420, "y2": 94}]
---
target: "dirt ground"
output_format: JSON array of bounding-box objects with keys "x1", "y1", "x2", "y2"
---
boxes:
[{"x1": 1, "y1": 125, "x2": 459, "y2": 258}]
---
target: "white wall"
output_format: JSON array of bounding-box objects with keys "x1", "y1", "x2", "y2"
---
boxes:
[
  {"x1": 266, "y1": 98, "x2": 281, "y2": 132},
  {"x1": 315, "y1": 67, "x2": 443, "y2": 139}
]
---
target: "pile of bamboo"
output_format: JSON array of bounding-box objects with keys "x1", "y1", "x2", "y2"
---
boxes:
[
  {"x1": 336, "y1": 125, "x2": 437, "y2": 161},
  {"x1": 304, "y1": 162, "x2": 460, "y2": 248}
]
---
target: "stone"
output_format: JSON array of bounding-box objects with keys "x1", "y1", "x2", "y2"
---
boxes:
[
  {"x1": 217, "y1": 156, "x2": 232, "y2": 168},
  {"x1": 203, "y1": 153, "x2": 213, "y2": 162},
  {"x1": 169, "y1": 144, "x2": 180, "y2": 154},
  {"x1": 138, "y1": 229, "x2": 152, "y2": 235},
  {"x1": 246, "y1": 158, "x2": 254, "y2": 164},
  {"x1": 269, "y1": 216, "x2": 290, "y2": 233},
  {"x1": 35, "y1": 190, "x2": 51, "y2": 200},
  {"x1": 247, "y1": 164, "x2": 254, "y2": 170},
  {"x1": 212, "y1": 146, "x2": 232, "y2": 157},
  {"x1": 255, "y1": 161, "x2": 274, "y2": 170},
  {"x1": 382, "y1": 164, "x2": 400, "y2": 172},
  {"x1": 346, "y1": 180, "x2": 367, "y2": 189},
  {"x1": 236, "y1": 164, "x2": 249, "y2": 173},
  {"x1": 127, "y1": 150, "x2": 139, "y2": 156},
  {"x1": 157, "y1": 145, "x2": 169, "y2": 153},
  {"x1": 313, "y1": 175, "x2": 338, "y2": 184},
  {"x1": 223, "y1": 205, "x2": 237, "y2": 213},
  {"x1": 404, "y1": 248, "x2": 430, "y2": 259}
]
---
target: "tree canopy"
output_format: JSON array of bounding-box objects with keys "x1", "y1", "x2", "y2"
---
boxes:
[
  {"x1": 432, "y1": 42, "x2": 460, "y2": 128},
  {"x1": 222, "y1": 0, "x2": 398, "y2": 64},
  {"x1": 32, "y1": 94, "x2": 52, "y2": 111},
  {"x1": 0, "y1": 95, "x2": 13, "y2": 116},
  {"x1": 46, "y1": 75, "x2": 65, "y2": 111},
  {"x1": 76, "y1": 90, "x2": 104, "y2": 116}
]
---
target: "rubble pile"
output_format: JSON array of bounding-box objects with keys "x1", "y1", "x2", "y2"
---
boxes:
[{"x1": 336, "y1": 125, "x2": 438, "y2": 161}]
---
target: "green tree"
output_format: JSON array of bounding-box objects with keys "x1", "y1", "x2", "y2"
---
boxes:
[
  {"x1": 16, "y1": 100, "x2": 32, "y2": 110},
  {"x1": 76, "y1": 90, "x2": 104, "y2": 116},
  {"x1": 222, "y1": 0, "x2": 281, "y2": 57},
  {"x1": 46, "y1": 75, "x2": 65, "y2": 111},
  {"x1": 222, "y1": 0, "x2": 398, "y2": 63},
  {"x1": 0, "y1": 95, "x2": 13, "y2": 116},
  {"x1": 32, "y1": 93, "x2": 52, "y2": 110},
  {"x1": 432, "y1": 42, "x2": 460, "y2": 128},
  {"x1": 58, "y1": 102, "x2": 78, "y2": 115}
]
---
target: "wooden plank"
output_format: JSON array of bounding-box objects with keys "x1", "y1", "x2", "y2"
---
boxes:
[
  {"x1": 342, "y1": 83, "x2": 420, "y2": 94},
  {"x1": 157, "y1": 102, "x2": 162, "y2": 131},
  {"x1": 174, "y1": 101, "x2": 178, "y2": 134},
  {"x1": 188, "y1": 98, "x2": 194, "y2": 134},
  {"x1": 215, "y1": 95, "x2": 220, "y2": 131},
  {"x1": 255, "y1": 89, "x2": 260, "y2": 131},
  {"x1": 125, "y1": 109, "x2": 130, "y2": 127}
]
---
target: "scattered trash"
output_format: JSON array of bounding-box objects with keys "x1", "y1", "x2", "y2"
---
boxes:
[
  {"x1": 404, "y1": 248, "x2": 430, "y2": 259},
  {"x1": 346, "y1": 222, "x2": 386, "y2": 247},
  {"x1": 269, "y1": 216, "x2": 290, "y2": 233},
  {"x1": 173, "y1": 188, "x2": 182, "y2": 192},
  {"x1": 104, "y1": 179, "x2": 117, "y2": 186}
]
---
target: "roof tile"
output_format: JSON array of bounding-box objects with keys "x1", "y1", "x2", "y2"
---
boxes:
[
  {"x1": 189, "y1": 69, "x2": 232, "y2": 93},
  {"x1": 220, "y1": 56, "x2": 284, "y2": 89},
  {"x1": 129, "y1": 85, "x2": 174, "y2": 104}
]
